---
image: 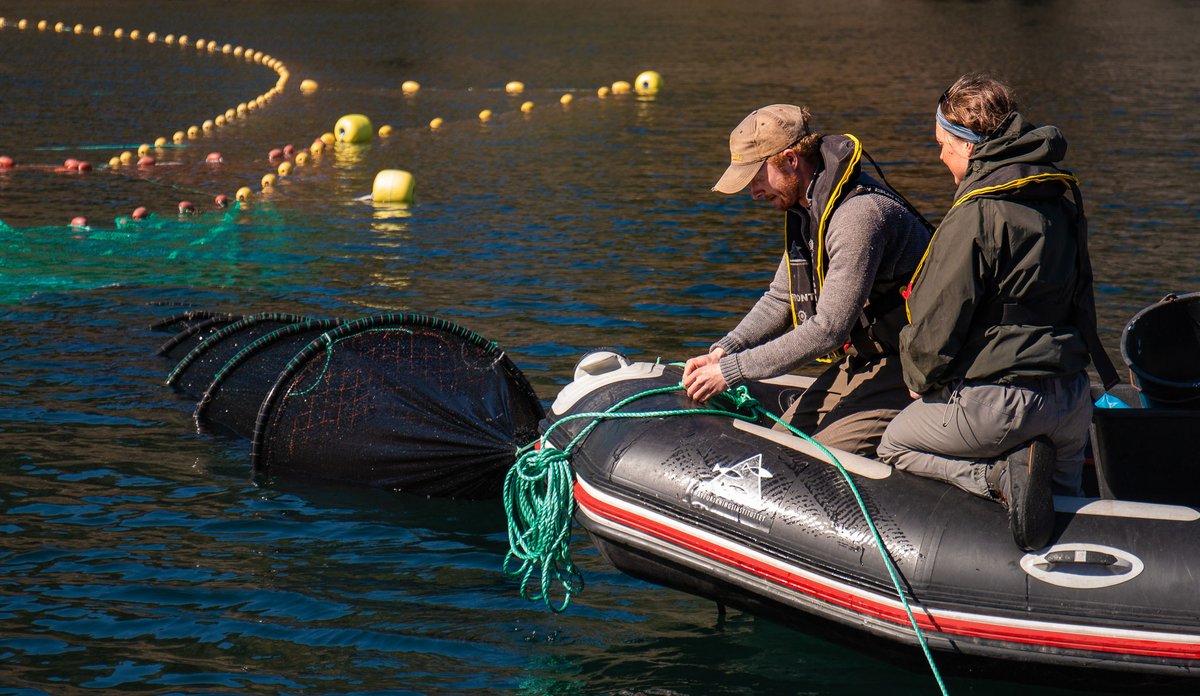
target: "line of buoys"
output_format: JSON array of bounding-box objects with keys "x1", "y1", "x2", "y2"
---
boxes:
[
  {"x1": 6, "y1": 13, "x2": 665, "y2": 216},
  {"x1": 2, "y1": 14, "x2": 307, "y2": 209}
]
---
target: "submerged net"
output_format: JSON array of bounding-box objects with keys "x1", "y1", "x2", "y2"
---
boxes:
[{"x1": 157, "y1": 311, "x2": 543, "y2": 499}]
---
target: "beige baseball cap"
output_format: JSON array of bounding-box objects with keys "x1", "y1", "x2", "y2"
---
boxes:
[{"x1": 712, "y1": 104, "x2": 811, "y2": 194}]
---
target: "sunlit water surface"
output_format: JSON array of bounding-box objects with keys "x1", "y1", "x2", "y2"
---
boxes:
[{"x1": 1, "y1": 1, "x2": 1197, "y2": 693}]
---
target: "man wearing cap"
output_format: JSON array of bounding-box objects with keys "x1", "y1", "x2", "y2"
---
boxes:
[{"x1": 682, "y1": 105, "x2": 931, "y2": 456}]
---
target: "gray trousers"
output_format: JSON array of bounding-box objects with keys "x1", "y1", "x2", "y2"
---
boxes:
[
  {"x1": 877, "y1": 372, "x2": 1092, "y2": 498},
  {"x1": 776, "y1": 354, "x2": 912, "y2": 458}
]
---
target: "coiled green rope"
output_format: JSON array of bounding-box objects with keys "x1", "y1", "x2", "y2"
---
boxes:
[{"x1": 502, "y1": 379, "x2": 948, "y2": 695}]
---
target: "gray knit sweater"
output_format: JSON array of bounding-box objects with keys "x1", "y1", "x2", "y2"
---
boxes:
[{"x1": 713, "y1": 179, "x2": 930, "y2": 386}]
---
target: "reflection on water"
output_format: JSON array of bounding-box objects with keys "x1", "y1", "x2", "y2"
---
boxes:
[{"x1": 1, "y1": 0, "x2": 1198, "y2": 693}]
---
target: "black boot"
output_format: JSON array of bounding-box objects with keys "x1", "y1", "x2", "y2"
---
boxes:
[{"x1": 989, "y1": 438, "x2": 1057, "y2": 552}]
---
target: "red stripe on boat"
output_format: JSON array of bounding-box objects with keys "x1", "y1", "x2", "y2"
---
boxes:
[{"x1": 574, "y1": 480, "x2": 1200, "y2": 661}]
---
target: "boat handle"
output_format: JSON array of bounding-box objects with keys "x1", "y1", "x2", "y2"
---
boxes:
[{"x1": 1043, "y1": 549, "x2": 1118, "y2": 566}]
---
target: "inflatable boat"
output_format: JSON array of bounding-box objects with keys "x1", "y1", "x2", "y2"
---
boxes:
[{"x1": 541, "y1": 350, "x2": 1200, "y2": 678}]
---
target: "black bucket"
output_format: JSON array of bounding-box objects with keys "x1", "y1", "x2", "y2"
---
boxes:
[{"x1": 1120, "y1": 292, "x2": 1200, "y2": 408}]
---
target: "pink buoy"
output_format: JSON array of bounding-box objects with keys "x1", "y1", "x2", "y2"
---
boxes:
[
  {"x1": 0, "y1": 155, "x2": 14, "y2": 168},
  {"x1": 206, "y1": 152, "x2": 223, "y2": 164},
  {"x1": 268, "y1": 148, "x2": 284, "y2": 161},
  {"x1": 138, "y1": 156, "x2": 156, "y2": 168},
  {"x1": 178, "y1": 200, "x2": 196, "y2": 215},
  {"x1": 282, "y1": 144, "x2": 295, "y2": 157},
  {"x1": 76, "y1": 161, "x2": 93, "y2": 172},
  {"x1": 69, "y1": 216, "x2": 88, "y2": 228},
  {"x1": 214, "y1": 194, "x2": 229, "y2": 208},
  {"x1": 63, "y1": 158, "x2": 80, "y2": 171},
  {"x1": 131, "y1": 206, "x2": 148, "y2": 220}
]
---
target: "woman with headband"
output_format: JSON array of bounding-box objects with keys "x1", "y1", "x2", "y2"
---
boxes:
[{"x1": 877, "y1": 74, "x2": 1115, "y2": 551}]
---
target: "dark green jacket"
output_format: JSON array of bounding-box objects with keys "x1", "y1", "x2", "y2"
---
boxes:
[{"x1": 899, "y1": 112, "x2": 1093, "y2": 394}]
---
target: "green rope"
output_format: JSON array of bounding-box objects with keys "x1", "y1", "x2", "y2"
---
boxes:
[
  {"x1": 502, "y1": 385, "x2": 761, "y2": 612},
  {"x1": 502, "y1": 377, "x2": 949, "y2": 695},
  {"x1": 757, "y1": 407, "x2": 950, "y2": 696}
]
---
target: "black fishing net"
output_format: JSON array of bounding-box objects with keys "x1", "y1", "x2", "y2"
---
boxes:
[
  {"x1": 196, "y1": 318, "x2": 344, "y2": 438},
  {"x1": 167, "y1": 313, "x2": 316, "y2": 400},
  {"x1": 156, "y1": 311, "x2": 543, "y2": 499}
]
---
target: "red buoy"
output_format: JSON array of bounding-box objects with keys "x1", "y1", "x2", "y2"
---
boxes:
[
  {"x1": 132, "y1": 206, "x2": 148, "y2": 220},
  {"x1": 69, "y1": 216, "x2": 88, "y2": 227},
  {"x1": 76, "y1": 161, "x2": 93, "y2": 172},
  {"x1": 214, "y1": 194, "x2": 229, "y2": 208},
  {"x1": 0, "y1": 155, "x2": 14, "y2": 168},
  {"x1": 63, "y1": 158, "x2": 80, "y2": 171},
  {"x1": 206, "y1": 152, "x2": 223, "y2": 164},
  {"x1": 178, "y1": 200, "x2": 196, "y2": 215},
  {"x1": 138, "y1": 156, "x2": 156, "y2": 168},
  {"x1": 282, "y1": 144, "x2": 295, "y2": 157},
  {"x1": 268, "y1": 148, "x2": 284, "y2": 161}
]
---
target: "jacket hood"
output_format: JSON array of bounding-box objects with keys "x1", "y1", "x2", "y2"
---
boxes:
[{"x1": 958, "y1": 112, "x2": 1068, "y2": 194}]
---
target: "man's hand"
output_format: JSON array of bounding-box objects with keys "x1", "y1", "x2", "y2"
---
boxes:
[{"x1": 683, "y1": 349, "x2": 727, "y2": 402}]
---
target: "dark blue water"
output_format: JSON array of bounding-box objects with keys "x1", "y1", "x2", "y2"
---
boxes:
[{"x1": 1, "y1": 1, "x2": 1198, "y2": 693}]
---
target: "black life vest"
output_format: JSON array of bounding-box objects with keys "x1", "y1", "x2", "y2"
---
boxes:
[{"x1": 784, "y1": 134, "x2": 930, "y2": 362}]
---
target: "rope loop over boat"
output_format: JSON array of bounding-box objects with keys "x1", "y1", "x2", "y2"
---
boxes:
[{"x1": 500, "y1": 376, "x2": 949, "y2": 695}]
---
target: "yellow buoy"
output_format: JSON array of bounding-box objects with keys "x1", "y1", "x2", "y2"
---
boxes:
[
  {"x1": 310, "y1": 139, "x2": 325, "y2": 155},
  {"x1": 236, "y1": 103, "x2": 247, "y2": 114},
  {"x1": 295, "y1": 151, "x2": 310, "y2": 166},
  {"x1": 73, "y1": 24, "x2": 83, "y2": 34},
  {"x1": 222, "y1": 43, "x2": 232, "y2": 54},
  {"x1": 137, "y1": 144, "x2": 151, "y2": 157},
  {"x1": 320, "y1": 132, "x2": 336, "y2": 146},
  {"x1": 202, "y1": 119, "x2": 215, "y2": 132},
  {"x1": 108, "y1": 156, "x2": 121, "y2": 168},
  {"x1": 19, "y1": 19, "x2": 28, "y2": 30},
  {"x1": 38, "y1": 20, "x2": 48, "y2": 31},
  {"x1": 634, "y1": 70, "x2": 663, "y2": 95},
  {"x1": 178, "y1": 34, "x2": 189, "y2": 46},
  {"x1": 233, "y1": 46, "x2": 243, "y2": 56},
  {"x1": 128, "y1": 29, "x2": 140, "y2": 40},
  {"x1": 173, "y1": 130, "x2": 185, "y2": 144},
  {"x1": 236, "y1": 186, "x2": 252, "y2": 201},
  {"x1": 478, "y1": 109, "x2": 493, "y2": 123},
  {"x1": 112, "y1": 27, "x2": 123, "y2": 38},
  {"x1": 506, "y1": 80, "x2": 525, "y2": 95},
  {"x1": 120, "y1": 151, "x2": 134, "y2": 164},
  {"x1": 335, "y1": 115, "x2": 373, "y2": 143},
  {"x1": 208, "y1": 42, "x2": 217, "y2": 53},
  {"x1": 253, "y1": 50, "x2": 263, "y2": 62},
  {"x1": 225, "y1": 108, "x2": 236, "y2": 120},
  {"x1": 164, "y1": 34, "x2": 175, "y2": 44},
  {"x1": 300, "y1": 78, "x2": 319, "y2": 93},
  {"x1": 215, "y1": 115, "x2": 226, "y2": 127},
  {"x1": 611, "y1": 80, "x2": 632, "y2": 95},
  {"x1": 401, "y1": 80, "x2": 421, "y2": 94},
  {"x1": 154, "y1": 136, "x2": 168, "y2": 147},
  {"x1": 372, "y1": 170, "x2": 415, "y2": 205},
  {"x1": 146, "y1": 31, "x2": 157, "y2": 43},
  {"x1": 597, "y1": 86, "x2": 610, "y2": 98},
  {"x1": 261, "y1": 173, "x2": 276, "y2": 189},
  {"x1": 429, "y1": 117, "x2": 444, "y2": 130},
  {"x1": 195, "y1": 38, "x2": 206, "y2": 50},
  {"x1": 378, "y1": 124, "x2": 394, "y2": 137},
  {"x1": 187, "y1": 125, "x2": 200, "y2": 139},
  {"x1": 277, "y1": 161, "x2": 293, "y2": 177},
  {"x1": 520, "y1": 101, "x2": 535, "y2": 113},
  {"x1": 54, "y1": 22, "x2": 64, "y2": 33},
  {"x1": 560, "y1": 94, "x2": 574, "y2": 105},
  {"x1": 92, "y1": 25, "x2": 102, "y2": 36}
]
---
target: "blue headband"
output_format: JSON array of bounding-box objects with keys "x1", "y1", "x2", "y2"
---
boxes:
[{"x1": 935, "y1": 106, "x2": 986, "y2": 144}]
